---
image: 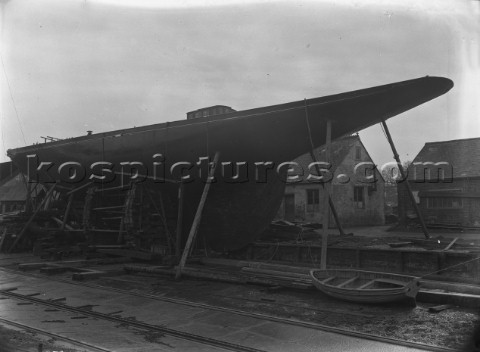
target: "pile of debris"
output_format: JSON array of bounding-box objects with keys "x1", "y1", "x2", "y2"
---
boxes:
[{"x1": 258, "y1": 220, "x2": 322, "y2": 242}]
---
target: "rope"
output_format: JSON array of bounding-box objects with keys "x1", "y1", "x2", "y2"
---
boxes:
[
  {"x1": 1, "y1": 52, "x2": 26, "y2": 145},
  {"x1": 266, "y1": 242, "x2": 279, "y2": 262},
  {"x1": 304, "y1": 99, "x2": 317, "y2": 155},
  {"x1": 419, "y1": 255, "x2": 480, "y2": 279}
]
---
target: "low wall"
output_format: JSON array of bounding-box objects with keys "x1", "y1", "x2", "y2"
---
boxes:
[{"x1": 240, "y1": 243, "x2": 480, "y2": 282}]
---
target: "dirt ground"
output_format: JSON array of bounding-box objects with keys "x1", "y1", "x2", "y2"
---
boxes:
[
  {"x1": 1, "y1": 223, "x2": 479, "y2": 351},
  {"x1": 0, "y1": 322, "x2": 85, "y2": 352},
  {"x1": 93, "y1": 272, "x2": 479, "y2": 350}
]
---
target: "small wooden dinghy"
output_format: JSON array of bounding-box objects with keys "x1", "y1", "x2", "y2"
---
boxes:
[{"x1": 310, "y1": 269, "x2": 419, "y2": 306}]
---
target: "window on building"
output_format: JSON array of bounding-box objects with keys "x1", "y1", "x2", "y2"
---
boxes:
[
  {"x1": 427, "y1": 197, "x2": 463, "y2": 209},
  {"x1": 306, "y1": 189, "x2": 319, "y2": 213},
  {"x1": 439, "y1": 168, "x2": 445, "y2": 181},
  {"x1": 355, "y1": 146, "x2": 361, "y2": 160},
  {"x1": 354, "y1": 186, "x2": 365, "y2": 209}
]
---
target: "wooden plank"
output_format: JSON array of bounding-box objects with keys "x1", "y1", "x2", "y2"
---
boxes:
[
  {"x1": 388, "y1": 242, "x2": 412, "y2": 248},
  {"x1": 443, "y1": 237, "x2": 458, "y2": 251},
  {"x1": 337, "y1": 276, "x2": 359, "y2": 288},
  {"x1": 18, "y1": 263, "x2": 48, "y2": 271},
  {"x1": 321, "y1": 276, "x2": 336, "y2": 284},
  {"x1": 357, "y1": 279, "x2": 376, "y2": 289},
  {"x1": 95, "y1": 185, "x2": 130, "y2": 193},
  {"x1": 428, "y1": 304, "x2": 454, "y2": 313},
  {"x1": 373, "y1": 278, "x2": 406, "y2": 286},
  {"x1": 175, "y1": 182, "x2": 185, "y2": 257},
  {"x1": 40, "y1": 266, "x2": 69, "y2": 275},
  {"x1": 92, "y1": 205, "x2": 125, "y2": 211},
  {"x1": 52, "y1": 217, "x2": 74, "y2": 231},
  {"x1": 97, "y1": 248, "x2": 161, "y2": 261},
  {"x1": 66, "y1": 181, "x2": 93, "y2": 196},
  {"x1": 200, "y1": 258, "x2": 312, "y2": 275},
  {"x1": 72, "y1": 270, "x2": 106, "y2": 281},
  {"x1": 240, "y1": 267, "x2": 310, "y2": 279},
  {"x1": 175, "y1": 152, "x2": 220, "y2": 280}
]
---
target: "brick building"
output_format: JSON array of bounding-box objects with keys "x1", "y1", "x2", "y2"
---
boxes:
[
  {"x1": 276, "y1": 135, "x2": 385, "y2": 227},
  {"x1": 398, "y1": 137, "x2": 480, "y2": 227}
]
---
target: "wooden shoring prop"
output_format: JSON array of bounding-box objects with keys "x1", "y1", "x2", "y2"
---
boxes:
[
  {"x1": 304, "y1": 100, "x2": 345, "y2": 236},
  {"x1": 67, "y1": 181, "x2": 94, "y2": 196},
  {"x1": 0, "y1": 227, "x2": 7, "y2": 252},
  {"x1": 60, "y1": 193, "x2": 74, "y2": 231},
  {"x1": 82, "y1": 186, "x2": 97, "y2": 233},
  {"x1": 19, "y1": 173, "x2": 33, "y2": 214},
  {"x1": 118, "y1": 183, "x2": 136, "y2": 244},
  {"x1": 8, "y1": 183, "x2": 57, "y2": 253},
  {"x1": 175, "y1": 151, "x2": 220, "y2": 280},
  {"x1": 144, "y1": 185, "x2": 174, "y2": 254},
  {"x1": 381, "y1": 120, "x2": 430, "y2": 239},
  {"x1": 320, "y1": 120, "x2": 332, "y2": 270},
  {"x1": 175, "y1": 182, "x2": 185, "y2": 257}
]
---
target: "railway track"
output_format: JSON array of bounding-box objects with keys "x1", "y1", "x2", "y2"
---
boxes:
[
  {"x1": 0, "y1": 266, "x2": 456, "y2": 352},
  {"x1": 0, "y1": 288, "x2": 265, "y2": 352},
  {"x1": 0, "y1": 317, "x2": 112, "y2": 352}
]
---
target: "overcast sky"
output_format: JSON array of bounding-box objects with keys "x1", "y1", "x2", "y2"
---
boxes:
[{"x1": 1, "y1": 0, "x2": 479, "y2": 167}]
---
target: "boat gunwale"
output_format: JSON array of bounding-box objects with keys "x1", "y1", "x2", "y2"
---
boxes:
[
  {"x1": 7, "y1": 76, "x2": 451, "y2": 156},
  {"x1": 309, "y1": 269, "x2": 417, "y2": 292}
]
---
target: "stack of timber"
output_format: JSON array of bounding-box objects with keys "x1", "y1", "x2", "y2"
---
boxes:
[
  {"x1": 190, "y1": 258, "x2": 313, "y2": 289},
  {"x1": 124, "y1": 258, "x2": 314, "y2": 289},
  {"x1": 258, "y1": 221, "x2": 318, "y2": 242}
]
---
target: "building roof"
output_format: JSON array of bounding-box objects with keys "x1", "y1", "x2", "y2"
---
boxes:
[
  {"x1": 0, "y1": 172, "x2": 44, "y2": 202},
  {"x1": 295, "y1": 135, "x2": 358, "y2": 168},
  {"x1": 411, "y1": 137, "x2": 480, "y2": 179},
  {"x1": 291, "y1": 135, "x2": 360, "y2": 183},
  {"x1": 0, "y1": 161, "x2": 18, "y2": 182}
]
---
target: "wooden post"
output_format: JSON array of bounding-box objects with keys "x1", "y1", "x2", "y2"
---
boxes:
[
  {"x1": 304, "y1": 100, "x2": 345, "y2": 235},
  {"x1": 175, "y1": 182, "x2": 185, "y2": 258},
  {"x1": 19, "y1": 173, "x2": 33, "y2": 214},
  {"x1": 175, "y1": 152, "x2": 219, "y2": 279},
  {"x1": 320, "y1": 120, "x2": 332, "y2": 269},
  {"x1": 328, "y1": 198, "x2": 345, "y2": 235},
  {"x1": 61, "y1": 193, "x2": 74, "y2": 231},
  {"x1": 82, "y1": 186, "x2": 97, "y2": 239},
  {"x1": 8, "y1": 184, "x2": 57, "y2": 253},
  {"x1": 381, "y1": 120, "x2": 430, "y2": 239}
]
